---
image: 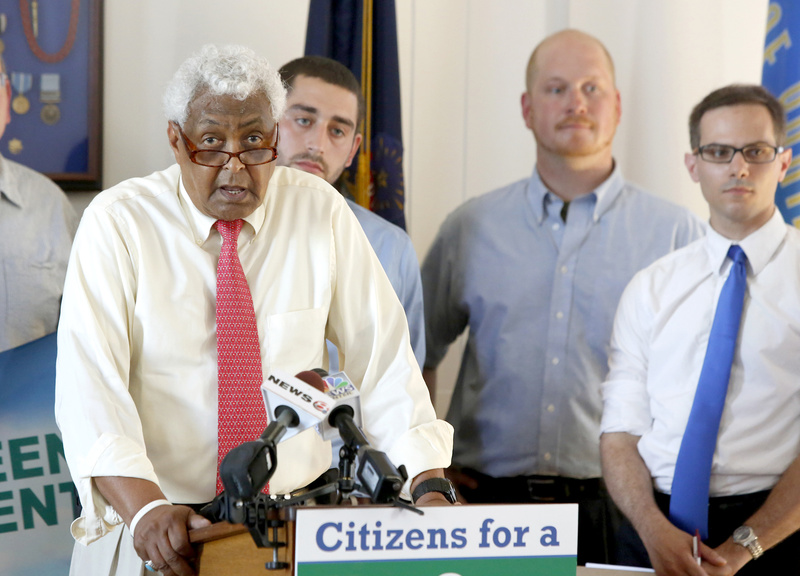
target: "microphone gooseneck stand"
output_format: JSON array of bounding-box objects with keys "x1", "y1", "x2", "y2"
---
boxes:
[{"x1": 200, "y1": 406, "x2": 420, "y2": 571}]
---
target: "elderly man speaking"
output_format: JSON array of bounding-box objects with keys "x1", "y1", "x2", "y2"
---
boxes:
[{"x1": 55, "y1": 45, "x2": 452, "y2": 576}]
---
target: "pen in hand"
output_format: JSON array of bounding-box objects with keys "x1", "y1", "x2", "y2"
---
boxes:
[{"x1": 693, "y1": 529, "x2": 702, "y2": 566}]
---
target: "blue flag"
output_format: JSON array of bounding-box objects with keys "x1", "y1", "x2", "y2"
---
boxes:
[
  {"x1": 762, "y1": 0, "x2": 800, "y2": 227},
  {"x1": 305, "y1": 0, "x2": 407, "y2": 230}
]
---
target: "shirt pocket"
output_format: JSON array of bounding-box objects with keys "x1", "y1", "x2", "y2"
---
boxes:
[
  {"x1": 2, "y1": 258, "x2": 63, "y2": 347},
  {"x1": 265, "y1": 307, "x2": 328, "y2": 373}
]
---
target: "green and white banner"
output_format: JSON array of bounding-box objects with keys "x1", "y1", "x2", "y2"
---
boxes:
[
  {"x1": 295, "y1": 503, "x2": 577, "y2": 575},
  {"x1": 0, "y1": 334, "x2": 75, "y2": 576}
]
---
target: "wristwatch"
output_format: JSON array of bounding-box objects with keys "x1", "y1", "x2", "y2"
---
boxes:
[
  {"x1": 732, "y1": 525, "x2": 764, "y2": 560},
  {"x1": 411, "y1": 478, "x2": 457, "y2": 504}
]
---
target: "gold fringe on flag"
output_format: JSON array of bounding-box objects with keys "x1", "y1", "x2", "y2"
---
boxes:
[{"x1": 355, "y1": 0, "x2": 373, "y2": 209}]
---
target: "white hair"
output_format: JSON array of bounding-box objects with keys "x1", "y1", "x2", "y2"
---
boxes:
[{"x1": 163, "y1": 44, "x2": 286, "y2": 125}]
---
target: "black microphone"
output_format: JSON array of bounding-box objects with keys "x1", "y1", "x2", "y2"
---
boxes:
[
  {"x1": 213, "y1": 371, "x2": 320, "y2": 523},
  {"x1": 218, "y1": 404, "x2": 300, "y2": 509},
  {"x1": 304, "y1": 369, "x2": 408, "y2": 504}
]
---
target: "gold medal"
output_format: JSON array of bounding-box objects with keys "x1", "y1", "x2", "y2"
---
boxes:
[
  {"x1": 12, "y1": 94, "x2": 30, "y2": 115},
  {"x1": 8, "y1": 138, "x2": 23, "y2": 155},
  {"x1": 11, "y1": 72, "x2": 33, "y2": 115},
  {"x1": 41, "y1": 103, "x2": 60, "y2": 125}
]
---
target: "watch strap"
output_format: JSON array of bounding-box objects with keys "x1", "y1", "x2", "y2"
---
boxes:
[
  {"x1": 744, "y1": 537, "x2": 764, "y2": 560},
  {"x1": 411, "y1": 477, "x2": 457, "y2": 504}
]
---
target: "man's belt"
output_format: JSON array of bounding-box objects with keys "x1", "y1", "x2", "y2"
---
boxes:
[
  {"x1": 523, "y1": 475, "x2": 602, "y2": 502},
  {"x1": 470, "y1": 470, "x2": 602, "y2": 503}
]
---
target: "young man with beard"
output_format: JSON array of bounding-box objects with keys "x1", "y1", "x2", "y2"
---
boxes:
[{"x1": 277, "y1": 56, "x2": 426, "y2": 370}]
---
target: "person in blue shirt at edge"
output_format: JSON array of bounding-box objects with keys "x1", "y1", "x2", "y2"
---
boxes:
[
  {"x1": 276, "y1": 55, "x2": 426, "y2": 372},
  {"x1": 421, "y1": 28, "x2": 704, "y2": 565}
]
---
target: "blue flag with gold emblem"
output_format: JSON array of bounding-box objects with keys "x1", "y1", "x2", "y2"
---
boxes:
[
  {"x1": 762, "y1": 0, "x2": 800, "y2": 227},
  {"x1": 305, "y1": 0, "x2": 407, "y2": 229}
]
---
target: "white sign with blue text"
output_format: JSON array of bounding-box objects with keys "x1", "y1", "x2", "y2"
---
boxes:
[{"x1": 294, "y1": 503, "x2": 578, "y2": 576}]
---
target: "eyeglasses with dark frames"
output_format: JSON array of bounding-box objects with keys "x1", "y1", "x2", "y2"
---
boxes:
[
  {"x1": 694, "y1": 143, "x2": 784, "y2": 164},
  {"x1": 177, "y1": 124, "x2": 279, "y2": 167}
]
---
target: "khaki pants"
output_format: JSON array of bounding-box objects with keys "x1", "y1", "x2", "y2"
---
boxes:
[{"x1": 69, "y1": 524, "x2": 145, "y2": 576}]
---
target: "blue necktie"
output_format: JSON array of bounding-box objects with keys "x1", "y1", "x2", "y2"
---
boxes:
[{"x1": 669, "y1": 245, "x2": 748, "y2": 540}]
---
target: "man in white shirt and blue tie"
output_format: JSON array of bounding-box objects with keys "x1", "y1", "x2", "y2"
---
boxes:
[{"x1": 601, "y1": 84, "x2": 800, "y2": 575}]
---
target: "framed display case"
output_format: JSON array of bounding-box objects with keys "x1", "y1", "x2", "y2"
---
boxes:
[{"x1": 1, "y1": 0, "x2": 103, "y2": 191}]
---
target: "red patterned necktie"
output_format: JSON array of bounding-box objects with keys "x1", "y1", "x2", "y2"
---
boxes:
[{"x1": 215, "y1": 219, "x2": 266, "y2": 494}]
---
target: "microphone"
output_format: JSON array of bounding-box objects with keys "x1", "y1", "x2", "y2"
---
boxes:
[
  {"x1": 291, "y1": 369, "x2": 408, "y2": 504},
  {"x1": 218, "y1": 404, "x2": 300, "y2": 508},
  {"x1": 209, "y1": 372, "x2": 310, "y2": 524},
  {"x1": 260, "y1": 368, "x2": 363, "y2": 442}
]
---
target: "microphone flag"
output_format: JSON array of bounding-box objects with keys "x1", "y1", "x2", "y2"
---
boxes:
[{"x1": 261, "y1": 368, "x2": 363, "y2": 442}]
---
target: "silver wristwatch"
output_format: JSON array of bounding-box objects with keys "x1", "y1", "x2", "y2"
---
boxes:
[{"x1": 732, "y1": 525, "x2": 764, "y2": 560}]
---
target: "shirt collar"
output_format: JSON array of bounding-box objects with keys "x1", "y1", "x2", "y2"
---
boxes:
[
  {"x1": 527, "y1": 162, "x2": 625, "y2": 224},
  {"x1": 0, "y1": 154, "x2": 24, "y2": 208},
  {"x1": 176, "y1": 170, "x2": 267, "y2": 244},
  {"x1": 704, "y1": 208, "x2": 787, "y2": 277}
]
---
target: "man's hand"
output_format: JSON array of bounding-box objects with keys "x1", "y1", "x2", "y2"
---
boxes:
[
  {"x1": 132, "y1": 505, "x2": 211, "y2": 576},
  {"x1": 600, "y1": 433, "x2": 728, "y2": 576},
  {"x1": 638, "y1": 518, "x2": 726, "y2": 576},
  {"x1": 700, "y1": 538, "x2": 750, "y2": 576},
  {"x1": 444, "y1": 467, "x2": 478, "y2": 504},
  {"x1": 94, "y1": 476, "x2": 212, "y2": 576}
]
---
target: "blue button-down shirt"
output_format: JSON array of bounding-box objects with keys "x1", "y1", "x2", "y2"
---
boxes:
[
  {"x1": 422, "y1": 165, "x2": 704, "y2": 479},
  {"x1": 329, "y1": 199, "x2": 425, "y2": 370}
]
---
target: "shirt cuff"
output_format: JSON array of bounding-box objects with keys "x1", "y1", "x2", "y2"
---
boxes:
[
  {"x1": 388, "y1": 419, "x2": 454, "y2": 499},
  {"x1": 70, "y1": 433, "x2": 159, "y2": 545},
  {"x1": 600, "y1": 378, "x2": 652, "y2": 436}
]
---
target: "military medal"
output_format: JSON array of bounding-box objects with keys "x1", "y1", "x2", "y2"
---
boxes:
[
  {"x1": 11, "y1": 72, "x2": 32, "y2": 115},
  {"x1": 8, "y1": 138, "x2": 23, "y2": 155},
  {"x1": 40, "y1": 73, "x2": 61, "y2": 125},
  {"x1": 41, "y1": 103, "x2": 60, "y2": 125},
  {"x1": 0, "y1": 13, "x2": 7, "y2": 55}
]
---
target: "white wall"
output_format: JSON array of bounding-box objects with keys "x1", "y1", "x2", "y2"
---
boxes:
[{"x1": 91, "y1": 0, "x2": 770, "y2": 412}]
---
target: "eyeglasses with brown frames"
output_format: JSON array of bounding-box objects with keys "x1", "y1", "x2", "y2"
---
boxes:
[{"x1": 176, "y1": 124, "x2": 279, "y2": 167}]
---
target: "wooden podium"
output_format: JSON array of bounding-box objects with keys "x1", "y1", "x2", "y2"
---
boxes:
[{"x1": 190, "y1": 508, "x2": 296, "y2": 576}]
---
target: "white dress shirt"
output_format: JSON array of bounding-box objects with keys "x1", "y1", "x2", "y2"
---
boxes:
[
  {"x1": 602, "y1": 209, "x2": 800, "y2": 497},
  {"x1": 55, "y1": 165, "x2": 452, "y2": 545}
]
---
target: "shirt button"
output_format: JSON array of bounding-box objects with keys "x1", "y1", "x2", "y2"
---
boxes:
[
  {"x1": 547, "y1": 404, "x2": 555, "y2": 413},
  {"x1": 560, "y1": 265, "x2": 568, "y2": 274},
  {"x1": 552, "y1": 222, "x2": 561, "y2": 231},
  {"x1": 544, "y1": 453, "x2": 552, "y2": 461},
  {"x1": 551, "y1": 357, "x2": 559, "y2": 365},
  {"x1": 556, "y1": 311, "x2": 564, "y2": 319}
]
